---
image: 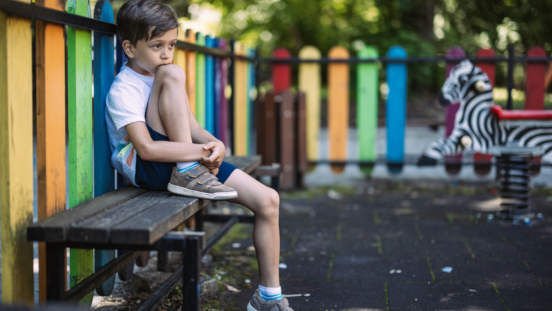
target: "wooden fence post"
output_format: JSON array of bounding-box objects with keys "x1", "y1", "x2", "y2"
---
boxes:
[
  {"x1": 196, "y1": 32, "x2": 206, "y2": 127},
  {"x1": 525, "y1": 46, "x2": 546, "y2": 110},
  {"x1": 93, "y1": 0, "x2": 116, "y2": 297},
  {"x1": 298, "y1": 46, "x2": 321, "y2": 171},
  {"x1": 234, "y1": 42, "x2": 248, "y2": 155},
  {"x1": 328, "y1": 46, "x2": 350, "y2": 174},
  {"x1": 357, "y1": 46, "x2": 379, "y2": 176},
  {"x1": 217, "y1": 38, "x2": 229, "y2": 146},
  {"x1": 205, "y1": 35, "x2": 215, "y2": 134},
  {"x1": 443, "y1": 46, "x2": 465, "y2": 175},
  {"x1": 67, "y1": 0, "x2": 94, "y2": 305},
  {"x1": 0, "y1": 0, "x2": 34, "y2": 305},
  {"x1": 473, "y1": 48, "x2": 495, "y2": 176},
  {"x1": 35, "y1": 0, "x2": 67, "y2": 302},
  {"x1": 279, "y1": 91, "x2": 296, "y2": 189},
  {"x1": 247, "y1": 48, "x2": 256, "y2": 155},
  {"x1": 386, "y1": 46, "x2": 407, "y2": 174},
  {"x1": 186, "y1": 29, "x2": 197, "y2": 116}
]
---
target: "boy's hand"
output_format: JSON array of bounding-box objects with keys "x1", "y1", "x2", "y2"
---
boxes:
[{"x1": 201, "y1": 141, "x2": 225, "y2": 175}]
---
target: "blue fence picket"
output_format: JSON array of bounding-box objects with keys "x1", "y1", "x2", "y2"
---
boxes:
[
  {"x1": 247, "y1": 48, "x2": 256, "y2": 155},
  {"x1": 205, "y1": 35, "x2": 215, "y2": 134},
  {"x1": 93, "y1": 0, "x2": 116, "y2": 296},
  {"x1": 386, "y1": 46, "x2": 408, "y2": 174}
]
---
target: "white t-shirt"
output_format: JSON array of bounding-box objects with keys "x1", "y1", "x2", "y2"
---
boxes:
[{"x1": 106, "y1": 63, "x2": 154, "y2": 186}]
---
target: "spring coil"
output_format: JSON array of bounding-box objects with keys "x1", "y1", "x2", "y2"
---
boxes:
[{"x1": 498, "y1": 153, "x2": 532, "y2": 217}]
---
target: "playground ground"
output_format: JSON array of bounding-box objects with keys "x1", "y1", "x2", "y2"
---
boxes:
[{"x1": 226, "y1": 182, "x2": 552, "y2": 310}]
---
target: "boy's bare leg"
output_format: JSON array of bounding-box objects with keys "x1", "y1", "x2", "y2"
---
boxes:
[
  {"x1": 225, "y1": 170, "x2": 281, "y2": 288},
  {"x1": 146, "y1": 65, "x2": 281, "y2": 288},
  {"x1": 145, "y1": 64, "x2": 192, "y2": 143}
]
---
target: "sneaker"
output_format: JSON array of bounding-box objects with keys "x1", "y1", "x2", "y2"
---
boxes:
[
  {"x1": 167, "y1": 165, "x2": 238, "y2": 200},
  {"x1": 247, "y1": 290, "x2": 293, "y2": 311}
]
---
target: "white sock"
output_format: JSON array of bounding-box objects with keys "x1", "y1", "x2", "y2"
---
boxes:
[
  {"x1": 258, "y1": 285, "x2": 282, "y2": 301},
  {"x1": 177, "y1": 161, "x2": 199, "y2": 173}
]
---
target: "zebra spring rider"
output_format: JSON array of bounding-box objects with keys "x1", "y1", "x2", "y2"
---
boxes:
[{"x1": 418, "y1": 60, "x2": 552, "y2": 220}]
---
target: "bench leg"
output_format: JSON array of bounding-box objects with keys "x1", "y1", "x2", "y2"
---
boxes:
[
  {"x1": 46, "y1": 243, "x2": 66, "y2": 301},
  {"x1": 183, "y1": 236, "x2": 200, "y2": 311},
  {"x1": 157, "y1": 251, "x2": 169, "y2": 272},
  {"x1": 195, "y1": 208, "x2": 205, "y2": 249}
]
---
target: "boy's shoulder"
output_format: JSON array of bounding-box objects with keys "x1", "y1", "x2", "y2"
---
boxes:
[{"x1": 108, "y1": 68, "x2": 151, "y2": 105}]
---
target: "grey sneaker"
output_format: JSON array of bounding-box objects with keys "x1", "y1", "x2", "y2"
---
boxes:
[
  {"x1": 167, "y1": 165, "x2": 238, "y2": 200},
  {"x1": 247, "y1": 290, "x2": 293, "y2": 311}
]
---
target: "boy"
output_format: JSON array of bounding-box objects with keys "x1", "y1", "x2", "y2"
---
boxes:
[{"x1": 107, "y1": 0, "x2": 293, "y2": 310}]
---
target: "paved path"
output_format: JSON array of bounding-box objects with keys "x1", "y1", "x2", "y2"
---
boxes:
[{"x1": 232, "y1": 187, "x2": 552, "y2": 310}]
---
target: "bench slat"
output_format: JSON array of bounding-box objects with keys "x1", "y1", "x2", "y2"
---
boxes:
[
  {"x1": 226, "y1": 155, "x2": 261, "y2": 174},
  {"x1": 27, "y1": 186, "x2": 146, "y2": 242},
  {"x1": 111, "y1": 196, "x2": 204, "y2": 245},
  {"x1": 68, "y1": 191, "x2": 171, "y2": 243},
  {"x1": 28, "y1": 156, "x2": 261, "y2": 244}
]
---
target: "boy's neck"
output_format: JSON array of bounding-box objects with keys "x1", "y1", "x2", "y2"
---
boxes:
[{"x1": 126, "y1": 59, "x2": 154, "y2": 77}]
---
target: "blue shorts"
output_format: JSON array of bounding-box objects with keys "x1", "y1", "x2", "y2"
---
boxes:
[{"x1": 135, "y1": 124, "x2": 237, "y2": 191}]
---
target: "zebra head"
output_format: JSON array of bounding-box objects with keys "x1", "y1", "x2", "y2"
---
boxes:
[
  {"x1": 418, "y1": 60, "x2": 495, "y2": 166},
  {"x1": 438, "y1": 60, "x2": 493, "y2": 107}
]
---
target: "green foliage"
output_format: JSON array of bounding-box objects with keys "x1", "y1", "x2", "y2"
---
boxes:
[{"x1": 110, "y1": 0, "x2": 552, "y2": 94}]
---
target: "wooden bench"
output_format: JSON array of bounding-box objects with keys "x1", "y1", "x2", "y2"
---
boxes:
[{"x1": 28, "y1": 156, "x2": 279, "y2": 310}]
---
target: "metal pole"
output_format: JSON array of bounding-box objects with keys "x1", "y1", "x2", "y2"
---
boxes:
[
  {"x1": 183, "y1": 237, "x2": 201, "y2": 311},
  {"x1": 507, "y1": 44, "x2": 515, "y2": 110}
]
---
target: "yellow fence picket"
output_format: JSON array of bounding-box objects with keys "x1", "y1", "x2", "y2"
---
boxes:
[
  {"x1": 0, "y1": 1, "x2": 34, "y2": 305},
  {"x1": 298, "y1": 46, "x2": 321, "y2": 168}
]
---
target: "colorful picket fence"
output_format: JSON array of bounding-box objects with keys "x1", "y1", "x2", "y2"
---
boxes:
[
  {"x1": 270, "y1": 45, "x2": 551, "y2": 178},
  {"x1": 0, "y1": 0, "x2": 256, "y2": 305}
]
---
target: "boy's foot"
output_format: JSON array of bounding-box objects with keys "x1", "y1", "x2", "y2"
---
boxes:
[
  {"x1": 167, "y1": 165, "x2": 237, "y2": 200},
  {"x1": 247, "y1": 290, "x2": 293, "y2": 311}
]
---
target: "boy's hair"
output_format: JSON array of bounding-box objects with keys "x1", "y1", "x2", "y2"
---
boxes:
[{"x1": 117, "y1": 0, "x2": 179, "y2": 46}]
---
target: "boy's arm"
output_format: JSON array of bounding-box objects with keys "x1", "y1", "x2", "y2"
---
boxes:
[
  {"x1": 187, "y1": 102, "x2": 226, "y2": 170},
  {"x1": 126, "y1": 121, "x2": 211, "y2": 162}
]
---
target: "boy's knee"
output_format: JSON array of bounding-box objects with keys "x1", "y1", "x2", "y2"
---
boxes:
[
  {"x1": 157, "y1": 64, "x2": 186, "y2": 84},
  {"x1": 260, "y1": 188, "x2": 280, "y2": 219}
]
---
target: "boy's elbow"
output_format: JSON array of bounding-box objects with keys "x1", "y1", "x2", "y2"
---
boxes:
[{"x1": 136, "y1": 143, "x2": 154, "y2": 161}]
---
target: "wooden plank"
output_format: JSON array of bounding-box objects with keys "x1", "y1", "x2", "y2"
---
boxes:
[
  {"x1": 205, "y1": 35, "x2": 215, "y2": 134},
  {"x1": 473, "y1": 48, "x2": 495, "y2": 176},
  {"x1": 185, "y1": 29, "x2": 196, "y2": 116},
  {"x1": 234, "y1": 42, "x2": 248, "y2": 155},
  {"x1": 68, "y1": 192, "x2": 171, "y2": 243},
  {"x1": 298, "y1": 46, "x2": 321, "y2": 170},
  {"x1": 0, "y1": 1, "x2": 34, "y2": 304},
  {"x1": 28, "y1": 186, "x2": 146, "y2": 242},
  {"x1": 195, "y1": 32, "x2": 205, "y2": 127},
  {"x1": 111, "y1": 196, "x2": 202, "y2": 245},
  {"x1": 225, "y1": 155, "x2": 261, "y2": 174},
  {"x1": 295, "y1": 92, "x2": 307, "y2": 188},
  {"x1": 279, "y1": 91, "x2": 296, "y2": 189},
  {"x1": 386, "y1": 46, "x2": 407, "y2": 174},
  {"x1": 444, "y1": 47, "x2": 465, "y2": 176},
  {"x1": 174, "y1": 30, "x2": 186, "y2": 72},
  {"x1": 35, "y1": 0, "x2": 67, "y2": 302},
  {"x1": 93, "y1": 0, "x2": 116, "y2": 296},
  {"x1": 357, "y1": 46, "x2": 378, "y2": 176},
  {"x1": 525, "y1": 46, "x2": 546, "y2": 110},
  {"x1": 272, "y1": 47, "x2": 291, "y2": 92},
  {"x1": 67, "y1": 0, "x2": 94, "y2": 302},
  {"x1": 217, "y1": 39, "x2": 228, "y2": 145},
  {"x1": 545, "y1": 53, "x2": 552, "y2": 90},
  {"x1": 328, "y1": 46, "x2": 350, "y2": 174},
  {"x1": 247, "y1": 48, "x2": 256, "y2": 155},
  {"x1": 257, "y1": 92, "x2": 277, "y2": 165}
]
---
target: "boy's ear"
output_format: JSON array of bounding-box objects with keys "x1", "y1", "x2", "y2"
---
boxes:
[{"x1": 122, "y1": 40, "x2": 135, "y2": 59}]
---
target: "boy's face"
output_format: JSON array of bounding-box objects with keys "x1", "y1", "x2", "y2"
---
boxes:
[{"x1": 123, "y1": 27, "x2": 178, "y2": 76}]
